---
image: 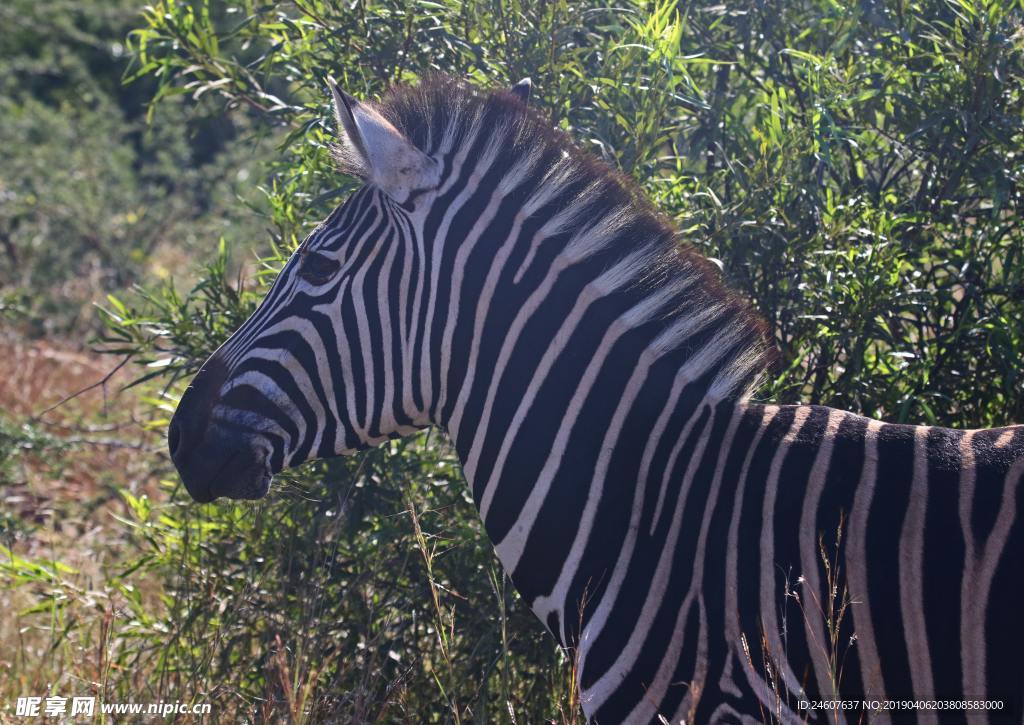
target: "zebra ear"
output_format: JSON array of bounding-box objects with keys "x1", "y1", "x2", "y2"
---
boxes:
[
  {"x1": 510, "y1": 77, "x2": 532, "y2": 104},
  {"x1": 327, "y1": 78, "x2": 440, "y2": 202}
]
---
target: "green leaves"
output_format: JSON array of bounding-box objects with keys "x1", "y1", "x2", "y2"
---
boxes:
[{"x1": 61, "y1": 0, "x2": 1024, "y2": 718}]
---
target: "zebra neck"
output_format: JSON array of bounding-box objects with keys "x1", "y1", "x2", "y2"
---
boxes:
[
  {"x1": 444, "y1": 298, "x2": 744, "y2": 640},
  {"x1": 424, "y1": 139, "x2": 770, "y2": 438}
]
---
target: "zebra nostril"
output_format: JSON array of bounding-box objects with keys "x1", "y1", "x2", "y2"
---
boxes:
[{"x1": 168, "y1": 416, "x2": 182, "y2": 459}]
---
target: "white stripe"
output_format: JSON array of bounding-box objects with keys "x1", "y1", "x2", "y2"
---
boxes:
[
  {"x1": 961, "y1": 429, "x2": 1019, "y2": 722},
  {"x1": 348, "y1": 221, "x2": 389, "y2": 435},
  {"x1": 899, "y1": 424, "x2": 936, "y2": 722},
  {"x1": 373, "y1": 226, "x2": 402, "y2": 435}
]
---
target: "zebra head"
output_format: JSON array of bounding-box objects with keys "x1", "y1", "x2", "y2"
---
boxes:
[{"x1": 169, "y1": 78, "x2": 533, "y2": 502}]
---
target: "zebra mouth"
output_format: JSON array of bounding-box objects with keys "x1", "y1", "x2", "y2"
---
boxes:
[
  {"x1": 175, "y1": 441, "x2": 272, "y2": 503},
  {"x1": 208, "y1": 447, "x2": 272, "y2": 501},
  {"x1": 223, "y1": 467, "x2": 272, "y2": 501}
]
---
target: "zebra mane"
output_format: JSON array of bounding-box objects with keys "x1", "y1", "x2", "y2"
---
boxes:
[{"x1": 365, "y1": 74, "x2": 777, "y2": 401}]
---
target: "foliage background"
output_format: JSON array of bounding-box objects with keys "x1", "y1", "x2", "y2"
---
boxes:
[{"x1": 1, "y1": 0, "x2": 1022, "y2": 721}]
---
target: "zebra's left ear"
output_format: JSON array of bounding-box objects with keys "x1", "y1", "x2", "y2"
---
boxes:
[{"x1": 327, "y1": 78, "x2": 440, "y2": 203}]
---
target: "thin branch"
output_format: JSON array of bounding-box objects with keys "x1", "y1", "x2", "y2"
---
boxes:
[{"x1": 31, "y1": 355, "x2": 131, "y2": 421}]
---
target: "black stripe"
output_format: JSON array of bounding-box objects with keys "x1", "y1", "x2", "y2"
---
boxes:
[
  {"x1": 865, "y1": 423, "x2": 916, "y2": 701},
  {"x1": 921, "y1": 425, "x2": 966, "y2": 711}
]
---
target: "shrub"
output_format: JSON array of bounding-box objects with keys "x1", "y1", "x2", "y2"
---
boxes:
[
  {"x1": 92, "y1": 0, "x2": 1024, "y2": 720},
  {"x1": 0, "y1": 0, "x2": 269, "y2": 335}
]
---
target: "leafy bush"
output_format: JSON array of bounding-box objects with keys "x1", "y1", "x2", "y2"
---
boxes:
[
  {"x1": 0, "y1": 0, "x2": 269, "y2": 335},
  {"x1": 124, "y1": 0, "x2": 1024, "y2": 427},
  {"x1": 88, "y1": 0, "x2": 1024, "y2": 720}
]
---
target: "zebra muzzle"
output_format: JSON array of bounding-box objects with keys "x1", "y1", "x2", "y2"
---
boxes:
[{"x1": 169, "y1": 357, "x2": 273, "y2": 502}]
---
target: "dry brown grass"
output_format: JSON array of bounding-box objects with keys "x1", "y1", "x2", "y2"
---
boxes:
[
  {"x1": 0, "y1": 333, "x2": 166, "y2": 708},
  {"x1": 0, "y1": 333, "x2": 158, "y2": 491}
]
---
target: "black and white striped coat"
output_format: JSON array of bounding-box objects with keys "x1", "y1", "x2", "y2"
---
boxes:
[{"x1": 168, "y1": 76, "x2": 1024, "y2": 723}]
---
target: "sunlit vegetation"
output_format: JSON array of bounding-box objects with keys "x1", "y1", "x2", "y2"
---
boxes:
[{"x1": 2, "y1": 0, "x2": 1022, "y2": 721}]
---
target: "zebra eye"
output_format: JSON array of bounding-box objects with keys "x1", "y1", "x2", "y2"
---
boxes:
[{"x1": 297, "y1": 251, "x2": 341, "y2": 285}]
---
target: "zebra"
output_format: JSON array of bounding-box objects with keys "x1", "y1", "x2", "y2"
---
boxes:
[{"x1": 168, "y1": 75, "x2": 1024, "y2": 723}]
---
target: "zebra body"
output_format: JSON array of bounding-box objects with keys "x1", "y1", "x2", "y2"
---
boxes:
[{"x1": 168, "y1": 76, "x2": 1024, "y2": 722}]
